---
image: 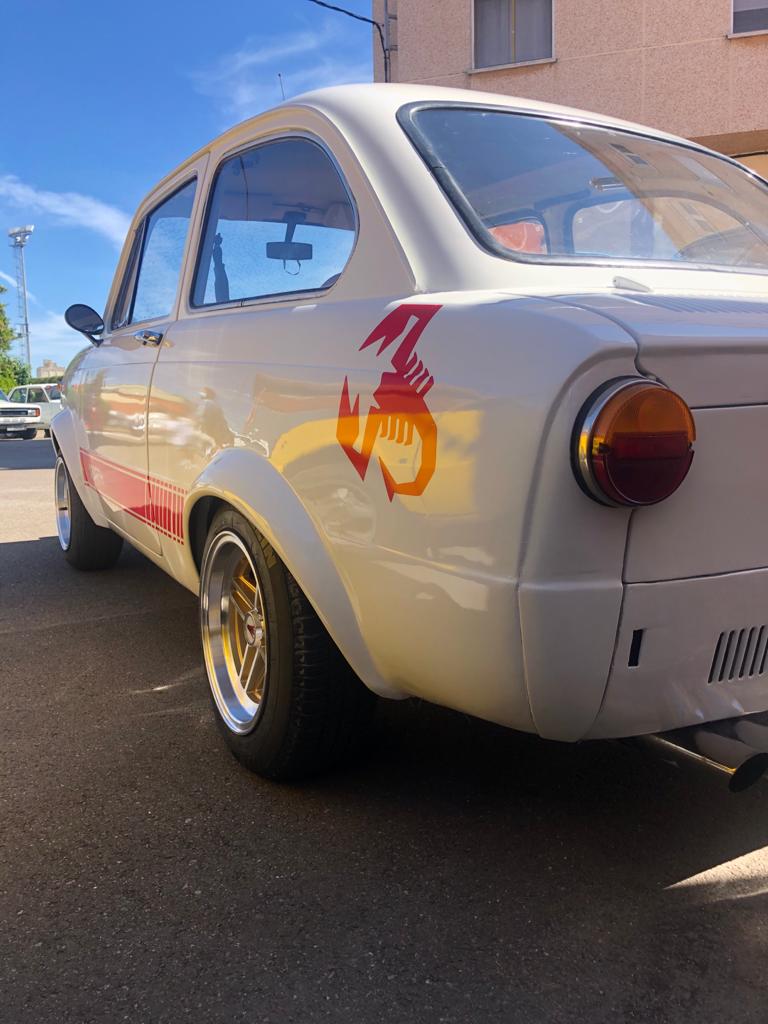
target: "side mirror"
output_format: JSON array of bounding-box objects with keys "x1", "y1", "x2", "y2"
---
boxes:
[{"x1": 65, "y1": 304, "x2": 105, "y2": 346}]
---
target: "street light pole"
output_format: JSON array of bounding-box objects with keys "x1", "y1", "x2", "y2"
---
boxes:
[
  {"x1": 306, "y1": 0, "x2": 392, "y2": 82},
  {"x1": 7, "y1": 225, "x2": 34, "y2": 373}
]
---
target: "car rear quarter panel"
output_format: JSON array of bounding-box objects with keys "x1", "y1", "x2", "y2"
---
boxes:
[{"x1": 147, "y1": 292, "x2": 638, "y2": 732}]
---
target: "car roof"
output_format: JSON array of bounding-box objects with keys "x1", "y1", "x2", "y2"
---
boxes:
[{"x1": 147, "y1": 83, "x2": 713, "y2": 203}]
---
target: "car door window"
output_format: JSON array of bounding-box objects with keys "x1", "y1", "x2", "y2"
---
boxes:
[
  {"x1": 9, "y1": 389, "x2": 27, "y2": 403},
  {"x1": 47, "y1": 385, "x2": 62, "y2": 401},
  {"x1": 128, "y1": 178, "x2": 197, "y2": 325},
  {"x1": 192, "y1": 137, "x2": 356, "y2": 307},
  {"x1": 27, "y1": 387, "x2": 48, "y2": 404}
]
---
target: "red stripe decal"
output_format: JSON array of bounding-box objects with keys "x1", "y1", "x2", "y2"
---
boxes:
[{"x1": 80, "y1": 449, "x2": 187, "y2": 544}]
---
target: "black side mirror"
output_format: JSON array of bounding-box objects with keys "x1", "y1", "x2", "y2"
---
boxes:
[{"x1": 65, "y1": 304, "x2": 105, "y2": 346}]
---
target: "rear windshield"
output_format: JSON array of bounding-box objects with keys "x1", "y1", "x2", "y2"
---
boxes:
[{"x1": 402, "y1": 105, "x2": 768, "y2": 271}]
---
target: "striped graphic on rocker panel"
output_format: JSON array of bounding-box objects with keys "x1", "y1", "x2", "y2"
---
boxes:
[{"x1": 79, "y1": 449, "x2": 187, "y2": 544}]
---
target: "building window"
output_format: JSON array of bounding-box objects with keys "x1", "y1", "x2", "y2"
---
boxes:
[
  {"x1": 733, "y1": 1, "x2": 768, "y2": 34},
  {"x1": 474, "y1": 0, "x2": 553, "y2": 69}
]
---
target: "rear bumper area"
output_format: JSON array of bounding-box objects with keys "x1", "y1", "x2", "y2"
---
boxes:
[{"x1": 587, "y1": 567, "x2": 768, "y2": 738}]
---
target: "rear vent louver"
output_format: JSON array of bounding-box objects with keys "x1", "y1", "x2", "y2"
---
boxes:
[{"x1": 709, "y1": 626, "x2": 768, "y2": 684}]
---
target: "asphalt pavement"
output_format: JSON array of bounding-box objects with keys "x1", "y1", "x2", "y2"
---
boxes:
[{"x1": 2, "y1": 437, "x2": 768, "y2": 1023}]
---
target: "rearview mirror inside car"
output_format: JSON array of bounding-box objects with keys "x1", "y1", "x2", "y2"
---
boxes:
[{"x1": 266, "y1": 241, "x2": 313, "y2": 263}]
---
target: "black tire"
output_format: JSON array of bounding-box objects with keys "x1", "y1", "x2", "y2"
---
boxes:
[
  {"x1": 200, "y1": 507, "x2": 376, "y2": 781},
  {"x1": 55, "y1": 454, "x2": 123, "y2": 570},
  {"x1": 21, "y1": 428, "x2": 37, "y2": 440}
]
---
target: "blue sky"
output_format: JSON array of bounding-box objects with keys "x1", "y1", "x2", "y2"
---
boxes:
[{"x1": 0, "y1": 0, "x2": 373, "y2": 370}]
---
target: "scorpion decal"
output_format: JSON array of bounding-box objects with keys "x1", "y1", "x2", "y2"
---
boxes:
[{"x1": 336, "y1": 303, "x2": 442, "y2": 501}]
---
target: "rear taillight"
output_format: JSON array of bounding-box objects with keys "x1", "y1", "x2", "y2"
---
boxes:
[
  {"x1": 31, "y1": 408, "x2": 40, "y2": 418},
  {"x1": 573, "y1": 378, "x2": 695, "y2": 507}
]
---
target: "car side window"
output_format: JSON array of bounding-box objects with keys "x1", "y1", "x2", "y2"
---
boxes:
[
  {"x1": 192, "y1": 137, "x2": 356, "y2": 307},
  {"x1": 27, "y1": 387, "x2": 48, "y2": 403},
  {"x1": 126, "y1": 178, "x2": 197, "y2": 325},
  {"x1": 47, "y1": 385, "x2": 62, "y2": 401},
  {"x1": 10, "y1": 388, "x2": 26, "y2": 403}
]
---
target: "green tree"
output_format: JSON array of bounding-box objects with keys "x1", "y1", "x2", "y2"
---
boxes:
[{"x1": 0, "y1": 284, "x2": 25, "y2": 394}]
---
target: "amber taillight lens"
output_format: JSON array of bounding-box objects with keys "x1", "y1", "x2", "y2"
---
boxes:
[{"x1": 574, "y1": 379, "x2": 696, "y2": 507}]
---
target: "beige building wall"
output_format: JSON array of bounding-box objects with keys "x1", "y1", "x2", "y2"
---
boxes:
[{"x1": 373, "y1": 0, "x2": 768, "y2": 155}]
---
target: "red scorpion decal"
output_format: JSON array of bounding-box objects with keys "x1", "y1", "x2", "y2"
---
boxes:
[{"x1": 336, "y1": 303, "x2": 442, "y2": 500}]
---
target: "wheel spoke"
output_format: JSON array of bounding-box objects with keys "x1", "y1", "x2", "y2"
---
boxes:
[
  {"x1": 229, "y1": 598, "x2": 244, "y2": 663},
  {"x1": 231, "y1": 574, "x2": 256, "y2": 614},
  {"x1": 238, "y1": 644, "x2": 257, "y2": 690}
]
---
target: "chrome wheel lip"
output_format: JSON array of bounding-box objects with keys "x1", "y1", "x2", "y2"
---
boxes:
[
  {"x1": 54, "y1": 457, "x2": 71, "y2": 551},
  {"x1": 200, "y1": 529, "x2": 269, "y2": 735}
]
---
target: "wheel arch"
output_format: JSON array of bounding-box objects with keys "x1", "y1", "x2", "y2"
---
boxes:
[
  {"x1": 185, "y1": 449, "x2": 406, "y2": 701},
  {"x1": 49, "y1": 408, "x2": 110, "y2": 528}
]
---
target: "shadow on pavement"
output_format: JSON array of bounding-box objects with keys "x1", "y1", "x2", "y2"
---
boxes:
[
  {"x1": 0, "y1": 436, "x2": 55, "y2": 470},
  {"x1": 2, "y1": 531, "x2": 768, "y2": 1022}
]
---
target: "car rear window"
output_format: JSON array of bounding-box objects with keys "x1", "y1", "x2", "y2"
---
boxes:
[{"x1": 400, "y1": 105, "x2": 768, "y2": 272}]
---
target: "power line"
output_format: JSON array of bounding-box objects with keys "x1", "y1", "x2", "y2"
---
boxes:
[{"x1": 305, "y1": 0, "x2": 391, "y2": 82}]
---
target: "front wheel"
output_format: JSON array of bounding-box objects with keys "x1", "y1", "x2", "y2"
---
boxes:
[
  {"x1": 21, "y1": 428, "x2": 37, "y2": 440},
  {"x1": 199, "y1": 508, "x2": 375, "y2": 780},
  {"x1": 54, "y1": 455, "x2": 123, "y2": 570}
]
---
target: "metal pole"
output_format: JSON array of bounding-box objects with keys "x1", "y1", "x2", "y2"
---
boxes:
[
  {"x1": 18, "y1": 244, "x2": 31, "y2": 371},
  {"x1": 8, "y1": 226, "x2": 34, "y2": 373},
  {"x1": 383, "y1": 0, "x2": 397, "y2": 81}
]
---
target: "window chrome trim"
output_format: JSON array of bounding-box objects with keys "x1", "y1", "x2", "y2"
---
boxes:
[
  {"x1": 397, "y1": 100, "x2": 768, "y2": 278},
  {"x1": 189, "y1": 130, "x2": 360, "y2": 311}
]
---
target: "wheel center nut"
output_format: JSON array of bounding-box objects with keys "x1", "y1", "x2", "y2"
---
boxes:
[{"x1": 244, "y1": 612, "x2": 261, "y2": 647}]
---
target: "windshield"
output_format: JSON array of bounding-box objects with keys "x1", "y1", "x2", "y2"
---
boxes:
[
  {"x1": 402, "y1": 106, "x2": 768, "y2": 271},
  {"x1": 0, "y1": 389, "x2": 7, "y2": 402}
]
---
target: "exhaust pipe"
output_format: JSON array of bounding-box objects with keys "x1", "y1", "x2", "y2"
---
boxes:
[{"x1": 640, "y1": 711, "x2": 768, "y2": 792}]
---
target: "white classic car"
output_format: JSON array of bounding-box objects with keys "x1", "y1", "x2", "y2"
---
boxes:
[
  {"x1": 55, "y1": 84, "x2": 768, "y2": 787},
  {"x1": 0, "y1": 388, "x2": 42, "y2": 439},
  {"x1": 7, "y1": 382, "x2": 62, "y2": 436}
]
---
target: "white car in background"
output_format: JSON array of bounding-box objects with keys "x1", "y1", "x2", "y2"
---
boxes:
[
  {"x1": 52, "y1": 83, "x2": 768, "y2": 790},
  {"x1": 7, "y1": 383, "x2": 61, "y2": 436},
  {"x1": 0, "y1": 388, "x2": 42, "y2": 439}
]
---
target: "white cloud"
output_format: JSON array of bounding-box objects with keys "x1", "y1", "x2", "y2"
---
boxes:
[
  {"x1": 192, "y1": 23, "x2": 371, "y2": 123},
  {"x1": 0, "y1": 175, "x2": 130, "y2": 249},
  {"x1": 28, "y1": 309, "x2": 87, "y2": 369},
  {"x1": 0, "y1": 268, "x2": 37, "y2": 304}
]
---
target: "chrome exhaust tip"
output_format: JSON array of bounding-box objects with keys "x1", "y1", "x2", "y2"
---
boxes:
[{"x1": 640, "y1": 711, "x2": 768, "y2": 792}]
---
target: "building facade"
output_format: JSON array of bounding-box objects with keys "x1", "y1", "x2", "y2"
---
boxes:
[
  {"x1": 36, "y1": 358, "x2": 65, "y2": 379},
  {"x1": 373, "y1": 1, "x2": 768, "y2": 170}
]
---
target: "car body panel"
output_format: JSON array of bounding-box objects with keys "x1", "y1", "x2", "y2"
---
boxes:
[{"x1": 55, "y1": 83, "x2": 768, "y2": 742}]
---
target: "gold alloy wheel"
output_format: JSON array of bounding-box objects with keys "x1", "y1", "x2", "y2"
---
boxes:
[{"x1": 200, "y1": 530, "x2": 269, "y2": 734}]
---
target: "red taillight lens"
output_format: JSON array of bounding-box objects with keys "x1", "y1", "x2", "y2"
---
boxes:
[{"x1": 574, "y1": 379, "x2": 696, "y2": 507}]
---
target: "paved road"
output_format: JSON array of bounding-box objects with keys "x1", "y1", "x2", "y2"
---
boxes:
[{"x1": 2, "y1": 437, "x2": 768, "y2": 1023}]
